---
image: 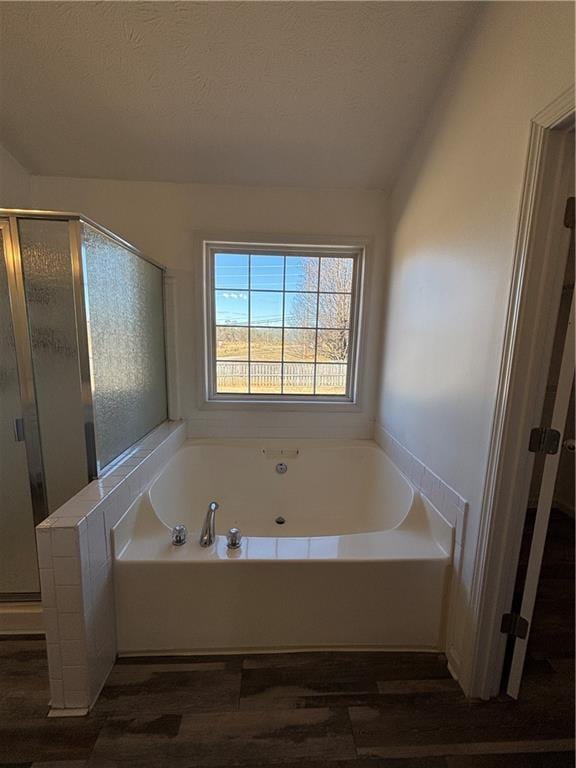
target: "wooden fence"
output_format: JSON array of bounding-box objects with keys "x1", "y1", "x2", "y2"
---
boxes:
[{"x1": 216, "y1": 362, "x2": 346, "y2": 393}]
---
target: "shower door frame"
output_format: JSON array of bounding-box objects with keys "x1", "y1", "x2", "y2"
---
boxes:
[
  {"x1": 0, "y1": 209, "x2": 166, "y2": 601},
  {"x1": 0, "y1": 217, "x2": 49, "y2": 529}
]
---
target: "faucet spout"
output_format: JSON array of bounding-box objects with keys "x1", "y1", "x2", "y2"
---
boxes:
[{"x1": 199, "y1": 501, "x2": 219, "y2": 547}]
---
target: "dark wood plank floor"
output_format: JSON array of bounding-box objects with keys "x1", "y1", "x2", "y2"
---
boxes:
[{"x1": 0, "y1": 638, "x2": 573, "y2": 768}]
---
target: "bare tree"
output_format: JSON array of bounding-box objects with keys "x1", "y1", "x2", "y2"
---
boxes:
[{"x1": 290, "y1": 258, "x2": 352, "y2": 362}]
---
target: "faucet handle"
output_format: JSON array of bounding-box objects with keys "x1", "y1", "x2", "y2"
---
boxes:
[
  {"x1": 172, "y1": 524, "x2": 187, "y2": 546},
  {"x1": 227, "y1": 527, "x2": 242, "y2": 549}
]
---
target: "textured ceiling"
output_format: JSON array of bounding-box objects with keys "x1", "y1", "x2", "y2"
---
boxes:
[{"x1": 0, "y1": 2, "x2": 480, "y2": 190}]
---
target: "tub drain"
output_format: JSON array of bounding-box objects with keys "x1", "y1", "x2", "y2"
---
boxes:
[{"x1": 275, "y1": 516, "x2": 286, "y2": 525}]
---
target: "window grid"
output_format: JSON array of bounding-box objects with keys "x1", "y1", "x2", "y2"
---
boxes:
[
  {"x1": 280, "y1": 255, "x2": 286, "y2": 395},
  {"x1": 312, "y1": 256, "x2": 320, "y2": 395},
  {"x1": 247, "y1": 255, "x2": 251, "y2": 393},
  {"x1": 208, "y1": 246, "x2": 361, "y2": 400}
]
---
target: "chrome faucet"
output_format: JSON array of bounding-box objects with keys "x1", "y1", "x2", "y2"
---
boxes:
[
  {"x1": 199, "y1": 501, "x2": 219, "y2": 547},
  {"x1": 171, "y1": 524, "x2": 187, "y2": 546}
]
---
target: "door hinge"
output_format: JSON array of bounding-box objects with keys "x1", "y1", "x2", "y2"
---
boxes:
[
  {"x1": 13, "y1": 417, "x2": 25, "y2": 442},
  {"x1": 501, "y1": 612, "x2": 529, "y2": 639},
  {"x1": 564, "y1": 196, "x2": 575, "y2": 229},
  {"x1": 528, "y1": 427, "x2": 561, "y2": 455}
]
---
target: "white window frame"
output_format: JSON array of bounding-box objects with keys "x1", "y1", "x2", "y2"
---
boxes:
[{"x1": 202, "y1": 238, "x2": 366, "y2": 405}]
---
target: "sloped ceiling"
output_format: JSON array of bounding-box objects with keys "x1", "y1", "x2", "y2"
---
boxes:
[{"x1": 0, "y1": 1, "x2": 480, "y2": 189}]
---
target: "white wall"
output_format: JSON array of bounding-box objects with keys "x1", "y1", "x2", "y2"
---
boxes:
[
  {"x1": 0, "y1": 142, "x2": 32, "y2": 207},
  {"x1": 32, "y1": 176, "x2": 387, "y2": 438},
  {"x1": 377, "y1": 1, "x2": 574, "y2": 687}
]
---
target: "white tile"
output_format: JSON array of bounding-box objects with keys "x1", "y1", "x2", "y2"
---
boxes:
[
  {"x1": 431, "y1": 476, "x2": 445, "y2": 511},
  {"x1": 64, "y1": 688, "x2": 89, "y2": 709},
  {"x1": 56, "y1": 499, "x2": 98, "y2": 517},
  {"x1": 117, "y1": 456, "x2": 142, "y2": 469},
  {"x1": 455, "y1": 508, "x2": 466, "y2": 547},
  {"x1": 128, "y1": 466, "x2": 146, "y2": 496},
  {"x1": 46, "y1": 642, "x2": 62, "y2": 680},
  {"x1": 53, "y1": 557, "x2": 81, "y2": 586},
  {"x1": 37, "y1": 516, "x2": 57, "y2": 530},
  {"x1": 39, "y1": 568, "x2": 55, "y2": 610},
  {"x1": 36, "y1": 528, "x2": 52, "y2": 568},
  {"x1": 421, "y1": 470, "x2": 434, "y2": 500},
  {"x1": 58, "y1": 612, "x2": 84, "y2": 641},
  {"x1": 42, "y1": 609, "x2": 59, "y2": 641},
  {"x1": 78, "y1": 483, "x2": 109, "y2": 502},
  {"x1": 60, "y1": 639, "x2": 86, "y2": 667},
  {"x1": 79, "y1": 522, "x2": 89, "y2": 560},
  {"x1": 87, "y1": 507, "x2": 108, "y2": 572},
  {"x1": 50, "y1": 512, "x2": 86, "y2": 527},
  {"x1": 441, "y1": 501, "x2": 459, "y2": 528},
  {"x1": 79, "y1": 533, "x2": 92, "y2": 607},
  {"x1": 91, "y1": 561, "x2": 112, "y2": 604},
  {"x1": 51, "y1": 527, "x2": 78, "y2": 558},
  {"x1": 454, "y1": 494, "x2": 467, "y2": 512},
  {"x1": 452, "y1": 542, "x2": 462, "y2": 573},
  {"x1": 412, "y1": 458, "x2": 425, "y2": 489},
  {"x1": 49, "y1": 678, "x2": 65, "y2": 709},
  {"x1": 104, "y1": 499, "x2": 125, "y2": 535},
  {"x1": 98, "y1": 475, "x2": 126, "y2": 491},
  {"x1": 62, "y1": 665, "x2": 88, "y2": 692},
  {"x1": 100, "y1": 465, "x2": 132, "y2": 480},
  {"x1": 56, "y1": 585, "x2": 83, "y2": 613}
]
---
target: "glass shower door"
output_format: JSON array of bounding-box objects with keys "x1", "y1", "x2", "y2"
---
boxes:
[
  {"x1": 18, "y1": 218, "x2": 88, "y2": 510},
  {"x1": 0, "y1": 223, "x2": 39, "y2": 595}
]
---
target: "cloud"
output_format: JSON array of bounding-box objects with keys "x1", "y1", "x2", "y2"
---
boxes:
[{"x1": 221, "y1": 291, "x2": 248, "y2": 300}]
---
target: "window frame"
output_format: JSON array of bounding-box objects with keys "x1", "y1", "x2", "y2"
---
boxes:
[{"x1": 202, "y1": 239, "x2": 366, "y2": 405}]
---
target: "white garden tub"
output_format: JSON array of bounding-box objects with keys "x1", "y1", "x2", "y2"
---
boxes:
[{"x1": 113, "y1": 439, "x2": 454, "y2": 654}]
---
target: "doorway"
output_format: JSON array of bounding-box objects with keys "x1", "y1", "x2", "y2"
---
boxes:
[
  {"x1": 467, "y1": 89, "x2": 575, "y2": 701},
  {"x1": 504, "y1": 204, "x2": 574, "y2": 696}
]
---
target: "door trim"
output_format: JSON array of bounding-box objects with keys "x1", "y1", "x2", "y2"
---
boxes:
[{"x1": 463, "y1": 85, "x2": 575, "y2": 699}]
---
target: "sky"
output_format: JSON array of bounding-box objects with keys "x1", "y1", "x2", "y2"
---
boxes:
[{"x1": 214, "y1": 253, "x2": 351, "y2": 327}]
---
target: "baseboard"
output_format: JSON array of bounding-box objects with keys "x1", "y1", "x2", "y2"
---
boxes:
[{"x1": 0, "y1": 601, "x2": 44, "y2": 634}]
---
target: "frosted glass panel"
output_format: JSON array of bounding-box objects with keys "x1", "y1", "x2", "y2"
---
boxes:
[
  {"x1": 0, "y1": 230, "x2": 39, "y2": 593},
  {"x1": 82, "y1": 224, "x2": 167, "y2": 469},
  {"x1": 19, "y1": 219, "x2": 88, "y2": 512}
]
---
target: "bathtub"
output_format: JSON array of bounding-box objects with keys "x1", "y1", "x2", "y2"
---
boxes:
[{"x1": 113, "y1": 439, "x2": 454, "y2": 655}]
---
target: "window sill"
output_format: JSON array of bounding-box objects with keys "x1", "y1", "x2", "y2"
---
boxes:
[{"x1": 199, "y1": 395, "x2": 362, "y2": 413}]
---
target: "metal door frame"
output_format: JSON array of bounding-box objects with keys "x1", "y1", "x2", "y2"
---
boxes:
[{"x1": 0, "y1": 218, "x2": 49, "y2": 528}]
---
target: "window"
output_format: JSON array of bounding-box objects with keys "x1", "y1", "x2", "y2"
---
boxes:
[{"x1": 204, "y1": 241, "x2": 364, "y2": 402}]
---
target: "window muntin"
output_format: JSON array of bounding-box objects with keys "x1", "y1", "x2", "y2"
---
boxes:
[{"x1": 206, "y1": 243, "x2": 363, "y2": 401}]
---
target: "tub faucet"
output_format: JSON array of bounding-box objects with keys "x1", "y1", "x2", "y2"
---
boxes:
[
  {"x1": 199, "y1": 501, "x2": 219, "y2": 547},
  {"x1": 171, "y1": 524, "x2": 187, "y2": 546}
]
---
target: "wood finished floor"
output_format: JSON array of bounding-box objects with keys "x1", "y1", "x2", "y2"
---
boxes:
[{"x1": 0, "y1": 640, "x2": 573, "y2": 768}]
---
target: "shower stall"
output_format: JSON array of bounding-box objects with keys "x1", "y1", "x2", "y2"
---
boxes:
[{"x1": 0, "y1": 210, "x2": 168, "y2": 601}]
